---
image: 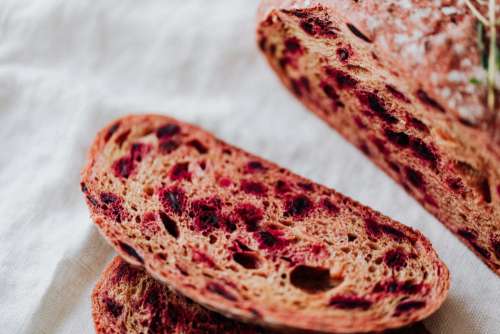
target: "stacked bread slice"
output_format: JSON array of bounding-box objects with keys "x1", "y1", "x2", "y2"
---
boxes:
[
  {"x1": 92, "y1": 257, "x2": 277, "y2": 334},
  {"x1": 82, "y1": 115, "x2": 449, "y2": 333}
]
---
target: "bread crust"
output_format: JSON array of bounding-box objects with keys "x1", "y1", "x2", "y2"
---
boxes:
[
  {"x1": 257, "y1": 0, "x2": 500, "y2": 275},
  {"x1": 82, "y1": 114, "x2": 449, "y2": 333}
]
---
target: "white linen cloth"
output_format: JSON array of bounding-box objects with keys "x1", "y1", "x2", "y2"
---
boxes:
[{"x1": 0, "y1": 1, "x2": 498, "y2": 333}]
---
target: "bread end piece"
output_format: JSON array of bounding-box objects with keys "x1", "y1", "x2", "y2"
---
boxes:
[{"x1": 257, "y1": 0, "x2": 500, "y2": 275}]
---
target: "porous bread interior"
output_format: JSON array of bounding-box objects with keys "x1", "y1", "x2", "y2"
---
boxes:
[
  {"x1": 93, "y1": 257, "x2": 431, "y2": 334},
  {"x1": 256, "y1": 5, "x2": 500, "y2": 274},
  {"x1": 82, "y1": 114, "x2": 449, "y2": 333},
  {"x1": 92, "y1": 257, "x2": 273, "y2": 334}
]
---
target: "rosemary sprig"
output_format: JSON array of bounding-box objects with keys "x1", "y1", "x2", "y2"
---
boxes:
[
  {"x1": 486, "y1": 0, "x2": 496, "y2": 120},
  {"x1": 465, "y1": 0, "x2": 490, "y2": 25},
  {"x1": 465, "y1": 0, "x2": 498, "y2": 129}
]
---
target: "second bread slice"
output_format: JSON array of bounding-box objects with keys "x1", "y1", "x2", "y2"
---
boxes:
[
  {"x1": 93, "y1": 257, "x2": 277, "y2": 333},
  {"x1": 81, "y1": 114, "x2": 449, "y2": 333}
]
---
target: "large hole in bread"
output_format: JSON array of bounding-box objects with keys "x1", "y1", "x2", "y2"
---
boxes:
[
  {"x1": 290, "y1": 265, "x2": 339, "y2": 293},
  {"x1": 159, "y1": 211, "x2": 179, "y2": 239},
  {"x1": 453, "y1": 161, "x2": 492, "y2": 203},
  {"x1": 233, "y1": 252, "x2": 261, "y2": 269},
  {"x1": 345, "y1": 23, "x2": 372, "y2": 43},
  {"x1": 118, "y1": 242, "x2": 143, "y2": 264},
  {"x1": 478, "y1": 178, "x2": 492, "y2": 203}
]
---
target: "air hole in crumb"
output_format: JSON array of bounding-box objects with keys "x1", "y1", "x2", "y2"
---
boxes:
[
  {"x1": 290, "y1": 265, "x2": 337, "y2": 293},
  {"x1": 159, "y1": 139, "x2": 180, "y2": 155},
  {"x1": 104, "y1": 122, "x2": 121, "y2": 142},
  {"x1": 347, "y1": 234, "x2": 357, "y2": 242},
  {"x1": 118, "y1": 242, "x2": 143, "y2": 264},
  {"x1": 233, "y1": 252, "x2": 261, "y2": 270},
  {"x1": 336, "y1": 47, "x2": 350, "y2": 62},
  {"x1": 115, "y1": 130, "x2": 131, "y2": 148},
  {"x1": 159, "y1": 211, "x2": 179, "y2": 239},
  {"x1": 346, "y1": 23, "x2": 372, "y2": 43},
  {"x1": 156, "y1": 124, "x2": 180, "y2": 139},
  {"x1": 405, "y1": 167, "x2": 425, "y2": 190},
  {"x1": 479, "y1": 178, "x2": 492, "y2": 203},
  {"x1": 347, "y1": 64, "x2": 369, "y2": 74},
  {"x1": 187, "y1": 139, "x2": 209, "y2": 154},
  {"x1": 341, "y1": 247, "x2": 351, "y2": 253},
  {"x1": 206, "y1": 282, "x2": 237, "y2": 301},
  {"x1": 267, "y1": 223, "x2": 283, "y2": 231},
  {"x1": 103, "y1": 297, "x2": 123, "y2": 317},
  {"x1": 144, "y1": 186, "x2": 154, "y2": 196},
  {"x1": 329, "y1": 294, "x2": 372, "y2": 310},
  {"x1": 386, "y1": 161, "x2": 400, "y2": 174},
  {"x1": 209, "y1": 235, "x2": 217, "y2": 244},
  {"x1": 386, "y1": 84, "x2": 410, "y2": 103},
  {"x1": 416, "y1": 89, "x2": 445, "y2": 113},
  {"x1": 408, "y1": 117, "x2": 429, "y2": 133},
  {"x1": 385, "y1": 129, "x2": 409, "y2": 147}
]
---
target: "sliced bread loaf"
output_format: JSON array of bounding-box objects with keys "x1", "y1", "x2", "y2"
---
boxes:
[
  {"x1": 82, "y1": 114, "x2": 449, "y2": 333},
  {"x1": 257, "y1": 0, "x2": 500, "y2": 274},
  {"x1": 93, "y1": 256, "x2": 431, "y2": 334}
]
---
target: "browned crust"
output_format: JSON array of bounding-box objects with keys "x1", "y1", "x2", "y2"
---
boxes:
[{"x1": 82, "y1": 114, "x2": 449, "y2": 333}]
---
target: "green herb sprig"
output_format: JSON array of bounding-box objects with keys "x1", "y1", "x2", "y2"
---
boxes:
[{"x1": 465, "y1": 0, "x2": 498, "y2": 129}]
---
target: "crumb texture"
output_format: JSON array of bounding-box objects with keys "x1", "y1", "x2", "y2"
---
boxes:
[
  {"x1": 93, "y1": 257, "x2": 432, "y2": 334},
  {"x1": 82, "y1": 114, "x2": 449, "y2": 333},
  {"x1": 257, "y1": 0, "x2": 500, "y2": 275},
  {"x1": 92, "y1": 257, "x2": 276, "y2": 334}
]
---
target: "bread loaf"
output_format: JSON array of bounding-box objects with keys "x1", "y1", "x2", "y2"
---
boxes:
[{"x1": 257, "y1": 0, "x2": 500, "y2": 274}]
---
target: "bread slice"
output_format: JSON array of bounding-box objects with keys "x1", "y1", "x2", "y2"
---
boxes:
[
  {"x1": 93, "y1": 256, "x2": 432, "y2": 334},
  {"x1": 81, "y1": 114, "x2": 449, "y2": 333},
  {"x1": 92, "y1": 256, "x2": 275, "y2": 334},
  {"x1": 257, "y1": 1, "x2": 500, "y2": 274}
]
